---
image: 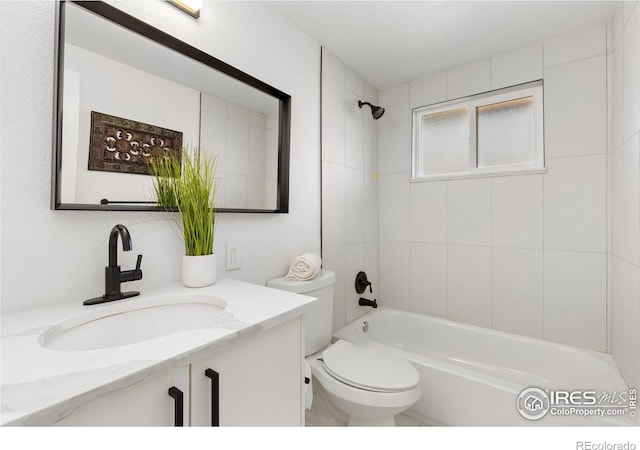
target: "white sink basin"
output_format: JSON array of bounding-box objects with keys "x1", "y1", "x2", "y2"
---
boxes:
[{"x1": 40, "y1": 295, "x2": 229, "y2": 351}]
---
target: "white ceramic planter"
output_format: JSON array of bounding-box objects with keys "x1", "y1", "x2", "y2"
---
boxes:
[{"x1": 182, "y1": 254, "x2": 217, "y2": 288}]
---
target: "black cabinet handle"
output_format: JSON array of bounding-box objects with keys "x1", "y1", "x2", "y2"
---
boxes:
[
  {"x1": 168, "y1": 386, "x2": 184, "y2": 427},
  {"x1": 204, "y1": 369, "x2": 220, "y2": 427}
]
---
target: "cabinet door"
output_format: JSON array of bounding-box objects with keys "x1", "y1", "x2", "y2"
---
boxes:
[
  {"x1": 191, "y1": 317, "x2": 303, "y2": 426},
  {"x1": 54, "y1": 366, "x2": 189, "y2": 426}
]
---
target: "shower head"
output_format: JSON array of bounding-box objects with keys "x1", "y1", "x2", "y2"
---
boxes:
[{"x1": 358, "y1": 100, "x2": 385, "y2": 120}]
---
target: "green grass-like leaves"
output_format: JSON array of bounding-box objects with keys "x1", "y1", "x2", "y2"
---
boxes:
[{"x1": 149, "y1": 147, "x2": 217, "y2": 256}]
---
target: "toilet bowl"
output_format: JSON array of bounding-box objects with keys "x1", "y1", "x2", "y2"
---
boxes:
[
  {"x1": 307, "y1": 339, "x2": 421, "y2": 426},
  {"x1": 267, "y1": 269, "x2": 422, "y2": 426}
]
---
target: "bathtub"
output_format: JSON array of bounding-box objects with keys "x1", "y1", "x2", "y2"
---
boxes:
[{"x1": 333, "y1": 308, "x2": 636, "y2": 426}]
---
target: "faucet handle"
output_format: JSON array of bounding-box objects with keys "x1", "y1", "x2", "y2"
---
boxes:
[
  {"x1": 355, "y1": 271, "x2": 373, "y2": 294},
  {"x1": 135, "y1": 254, "x2": 143, "y2": 271}
]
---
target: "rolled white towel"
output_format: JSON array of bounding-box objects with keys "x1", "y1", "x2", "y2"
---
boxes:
[{"x1": 286, "y1": 252, "x2": 322, "y2": 281}]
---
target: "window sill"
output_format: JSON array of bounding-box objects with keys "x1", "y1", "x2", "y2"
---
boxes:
[{"x1": 410, "y1": 167, "x2": 547, "y2": 183}]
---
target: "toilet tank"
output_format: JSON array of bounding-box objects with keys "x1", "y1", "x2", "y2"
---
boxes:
[{"x1": 267, "y1": 270, "x2": 335, "y2": 356}]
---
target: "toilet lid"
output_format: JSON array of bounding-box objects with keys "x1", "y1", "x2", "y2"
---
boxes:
[{"x1": 322, "y1": 340, "x2": 419, "y2": 392}]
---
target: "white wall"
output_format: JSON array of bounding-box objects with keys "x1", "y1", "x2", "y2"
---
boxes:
[
  {"x1": 0, "y1": 1, "x2": 320, "y2": 314},
  {"x1": 321, "y1": 50, "x2": 379, "y2": 331},
  {"x1": 610, "y1": 0, "x2": 640, "y2": 388},
  {"x1": 63, "y1": 43, "x2": 201, "y2": 205},
  {"x1": 378, "y1": 25, "x2": 609, "y2": 352}
]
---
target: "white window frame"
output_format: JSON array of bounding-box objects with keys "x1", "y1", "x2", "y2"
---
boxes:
[{"x1": 411, "y1": 80, "x2": 545, "y2": 182}]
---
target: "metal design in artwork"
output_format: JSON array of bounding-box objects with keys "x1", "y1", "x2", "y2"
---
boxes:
[{"x1": 88, "y1": 111, "x2": 182, "y2": 175}]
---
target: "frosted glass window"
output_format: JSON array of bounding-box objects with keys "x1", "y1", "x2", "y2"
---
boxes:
[
  {"x1": 477, "y1": 96, "x2": 534, "y2": 168},
  {"x1": 419, "y1": 106, "x2": 469, "y2": 175},
  {"x1": 411, "y1": 80, "x2": 543, "y2": 181}
]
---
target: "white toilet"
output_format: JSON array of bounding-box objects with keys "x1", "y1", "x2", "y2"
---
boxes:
[{"x1": 267, "y1": 269, "x2": 421, "y2": 426}]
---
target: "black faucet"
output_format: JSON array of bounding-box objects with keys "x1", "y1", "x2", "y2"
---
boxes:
[
  {"x1": 355, "y1": 271, "x2": 373, "y2": 294},
  {"x1": 84, "y1": 224, "x2": 143, "y2": 305},
  {"x1": 359, "y1": 298, "x2": 378, "y2": 308}
]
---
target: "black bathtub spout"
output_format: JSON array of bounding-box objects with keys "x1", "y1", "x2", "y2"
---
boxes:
[{"x1": 359, "y1": 298, "x2": 378, "y2": 308}]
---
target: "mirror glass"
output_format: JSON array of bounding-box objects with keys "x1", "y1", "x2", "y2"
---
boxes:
[{"x1": 54, "y1": 1, "x2": 290, "y2": 212}]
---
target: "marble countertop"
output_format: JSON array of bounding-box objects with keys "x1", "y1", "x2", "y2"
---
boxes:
[{"x1": 1, "y1": 279, "x2": 316, "y2": 426}]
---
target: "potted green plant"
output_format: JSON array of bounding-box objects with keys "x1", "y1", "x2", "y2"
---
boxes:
[{"x1": 149, "y1": 146, "x2": 218, "y2": 287}]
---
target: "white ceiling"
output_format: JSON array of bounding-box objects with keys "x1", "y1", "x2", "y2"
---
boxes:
[{"x1": 270, "y1": 1, "x2": 617, "y2": 90}]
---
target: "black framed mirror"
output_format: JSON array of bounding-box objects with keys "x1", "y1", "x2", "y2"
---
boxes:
[{"x1": 52, "y1": 1, "x2": 290, "y2": 213}]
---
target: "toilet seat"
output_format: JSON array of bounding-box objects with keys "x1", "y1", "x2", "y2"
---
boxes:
[{"x1": 322, "y1": 340, "x2": 419, "y2": 393}]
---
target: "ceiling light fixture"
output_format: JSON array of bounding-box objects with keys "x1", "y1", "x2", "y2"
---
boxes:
[{"x1": 167, "y1": 0, "x2": 203, "y2": 19}]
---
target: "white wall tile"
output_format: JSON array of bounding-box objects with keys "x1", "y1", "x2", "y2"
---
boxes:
[
  {"x1": 321, "y1": 161, "x2": 345, "y2": 248},
  {"x1": 227, "y1": 103, "x2": 250, "y2": 123},
  {"x1": 544, "y1": 25, "x2": 607, "y2": 67},
  {"x1": 345, "y1": 90, "x2": 365, "y2": 170},
  {"x1": 611, "y1": 148, "x2": 623, "y2": 259},
  {"x1": 322, "y1": 74, "x2": 346, "y2": 165},
  {"x1": 379, "y1": 241, "x2": 411, "y2": 311},
  {"x1": 491, "y1": 44, "x2": 543, "y2": 89},
  {"x1": 247, "y1": 176, "x2": 265, "y2": 209},
  {"x1": 320, "y1": 49, "x2": 381, "y2": 333},
  {"x1": 491, "y1": 175, "x2": 543, "y2": 249},
  {"x1": 364, "y1": 241, "x2": 380, "y2": 298},
  {"x1": 611, "y1": 256, "x2": 640, "y2": 388},
  {"x1": 363, "y1": 83, "x2": 378, "y2": 106},
  {"x1": 201, "y1": 94, "x2": 227, "y2": 115},
  {"x1": 345, "y1": 168, "x2": 365, "y2": 245},
  {"x1": 200, "y1": 110, "x2": 227, "y2": 171},
  {"x1": 607, "y1": 35, "x2": 613, "y2": 157},
  {"x1": 623, "y1": 5, "x2": 640, "y2": 141},
  {"x1": 446, "y1": 59, "x2": 491, "y2": 100},
  {"x1": 544, "y1": 250, "x2": 607, "y2": 352},
  {"x1": 378, "y1": 172, "x2": 410, "y2": 241},
  {"x1": 378, "y1": 102, "x2": 411, "y2": 174},
  {"x1": 248, "y1": 126, "x2": 266, "y2": 178},
  {"x1": 379, "y1": 82, "x2": 409, "y2": 107},
  {"x1": 612, "y1": 2, "x2": 625, "y2": 48},
  {"x1": 249, "y1": 111, "x2": 266, "y2": 128},
  {"x1": 447, "y1": 178, "x2": 491, "y2": 246},
  {"x1": 623, "y1": 1, "x2": 638, "y2": 32},
  {"x1": 447, "y1": 245, "x2": 491, "y2": 327},
  {"x1": 612, "y1": 34, "x2": 625, "y2": 152},
  {"x1": 619, "y1": 135, "x2": 640, "y2": 266},
  {"x1": 322, "y1": 246, "x2": 347, "y2": 332},
  {"x1": 364, "y1": 172, "x2": 379, "y2": 243},
  {"x1": 226, "y1": 120, "x2": 249, "y2": 175},
  {"x1": 364, "y1": 109, "x2": 379, "y2": 174},
  {"x1": 544, "y1": 155, "x2": 607, "y2": 253},
  {"x1": 544, "y1": 56, "x2": 607, "y2": 159},
  {"x1": 410, "y1": 243, "x2": 447, "y2": 318},
  {"x1": 225, "y1": 173, "x2": 248, "y2": 208},
  {"x1": 410, "y1": 180, "x2": 447, "y2": 244},
  {"x1": 345, "y1": 243, "x2": 367, "y2": 323},
  {"x1": 409, "y1": 72, "x2": 447, "y2": 109},
  {"x1": 345, "y1": 67, "x2": 365, "y2": 98},
  {"x1": 322, "y1": 49, "x2": 345, "y2": 83},
  {"x1": 491, "y1": 248, "x2": 543, "y2": 338}
]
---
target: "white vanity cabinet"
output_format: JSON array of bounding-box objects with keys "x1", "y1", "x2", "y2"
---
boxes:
[
  {"x1": 190, "y1": 316, "x2": 303, "y2": 426},
  {"x1": 53, "y1": 317, "x2": 303, "y2": 426},
  {"x1": 54, "y1": 366, "x2": 190, "y2": 426}
]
